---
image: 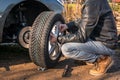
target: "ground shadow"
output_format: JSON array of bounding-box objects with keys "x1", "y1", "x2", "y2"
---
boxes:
[
  {"x1": 99, "y1": 71, "x2": 120, "y2": 80},
  {"x1": 0, "y1": 45, "x2": 31, "y2": 71},
  {"x1": 0, "y1": 45, "x2": 87, "y2": 72},
  {"x1": 56, "y1": 58, "x2": 87, "y2": 69},
  {"x1": 107, "y1": 51, "x2": 120, "y2": 73},
  {"x1": 54, "y1": 58, "x2": 88, "y2": 77}
]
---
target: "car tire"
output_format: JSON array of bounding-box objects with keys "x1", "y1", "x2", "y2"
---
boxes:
[{"x1": 29, "y1": 11, "x2": 65, "y2": 68}]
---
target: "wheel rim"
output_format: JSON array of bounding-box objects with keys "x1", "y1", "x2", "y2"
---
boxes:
[
  {"x1": 48, "y1": 21, "x2": 62, "y2": 60},
  {"x1": 23, "y1": 31, "x2": 30, "y2": 44},
  {"x1": 19, "y1": 26, "x2": 31, "y2": 48}
]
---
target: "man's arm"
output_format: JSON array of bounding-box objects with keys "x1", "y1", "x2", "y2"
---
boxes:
[
  {"x1": 58, "y1": 32, "x2": 80, "y2": 44},
  {"x1": 80, "y1": 0, "x2": 100, "y2": 39},
  {"x1": 66, "y1": 19, "x2": 80, "y2": 33},
  {"x1": 58, "y1": 0, "x2": 100, "y2": 43}
]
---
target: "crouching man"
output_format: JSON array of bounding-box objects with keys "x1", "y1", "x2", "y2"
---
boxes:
[{"x1": 50, "y1": 0, "x2": 118, "y2": 76}]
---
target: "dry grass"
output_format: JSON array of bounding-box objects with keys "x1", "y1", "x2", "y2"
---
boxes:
[{"x1": 63, "y1": 3, "x2": 82, "y2": 22}]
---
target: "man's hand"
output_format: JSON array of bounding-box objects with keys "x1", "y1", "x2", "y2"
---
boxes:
[
  {"x1": 59, "y1": 24, "x2": 68, "y2": 32},
  {"x1": 50, "y1": 33, "x2": 57, "y2": 43}
]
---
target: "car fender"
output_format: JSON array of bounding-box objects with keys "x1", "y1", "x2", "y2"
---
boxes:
[
  {"x1": 0, "y1": 0, "x2": 24, "y2": 42},
  {"x1": 0, "y1": 0, "x2": 64, "y2": 42}
]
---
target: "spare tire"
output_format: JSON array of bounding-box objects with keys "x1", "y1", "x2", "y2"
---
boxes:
[{"x1": 29, "y1": 11, "x2": 65, "y2": 68}]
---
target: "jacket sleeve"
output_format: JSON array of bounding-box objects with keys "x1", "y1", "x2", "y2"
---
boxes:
[
  {"x1": 58, "y1": 32, "x2": 80, "y2": 44},
  {"x1": 80, "y1": 1, "x2": 100, "y2": 39},
  {"x1": 65, "y1": 19, "x2": 80, "y2": 33},
  {"x1": 58, "y1": 0, "x2": 100, "y2": 43},
  {"x1": 58, "y1": 29, "x2": 85, "y2": 44}
]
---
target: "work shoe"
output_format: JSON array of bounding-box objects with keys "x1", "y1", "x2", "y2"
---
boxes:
[{"x1": 89, "y1": 56, "x2": 113, "y2": 76}]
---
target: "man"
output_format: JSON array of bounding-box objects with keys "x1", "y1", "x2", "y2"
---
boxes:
[{"x1": 50, "y1": 0, "x2": 118, "y2": 76}]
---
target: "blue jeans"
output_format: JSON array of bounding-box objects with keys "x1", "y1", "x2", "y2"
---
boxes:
[{"x1": 61, "y1": 41, "x2": 115, "y2": 63}]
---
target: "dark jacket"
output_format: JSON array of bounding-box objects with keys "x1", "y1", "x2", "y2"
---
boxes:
[{"x1": 58, "y1": 0, "x2": 118, "y2": 49}]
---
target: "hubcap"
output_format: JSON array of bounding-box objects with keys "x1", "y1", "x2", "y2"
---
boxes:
[
  {"x1": 18, "y1": 26, "x2": 31, "y2": 49},
  {"x1": 48, "y1": 21, "x2": 62, "y2": 60},
  {"x1": 23, "y1": 31, "x2": 30, "y2": 44}
]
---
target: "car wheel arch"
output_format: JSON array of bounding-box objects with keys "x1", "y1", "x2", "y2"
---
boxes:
[{"x1": 2, "y1": 0, "x2": 50, "y2": 42}]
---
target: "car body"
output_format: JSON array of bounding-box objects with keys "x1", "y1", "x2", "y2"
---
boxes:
[{"x1": 0, "y1": 0, "x2": 64, "y2": 48}]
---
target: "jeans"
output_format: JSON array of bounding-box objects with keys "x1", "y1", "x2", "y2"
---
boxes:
[{"x1": 61, "y1": 40, "x2": 115, "y2": 63}]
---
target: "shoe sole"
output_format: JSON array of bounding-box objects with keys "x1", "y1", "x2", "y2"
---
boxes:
[{"x1": 89, "y1": 59, "x2": 114, "y2": 76}]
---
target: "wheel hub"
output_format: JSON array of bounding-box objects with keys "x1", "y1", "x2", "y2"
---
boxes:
[
  {"x1": 48, "y1": 21, "x2": 62, "y2": 60},
  {"x1": 18, "y1": 26, "x2": 31, "y2": 49}
]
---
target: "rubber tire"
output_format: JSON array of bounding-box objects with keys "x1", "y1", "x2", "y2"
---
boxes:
[{"x1": 29, "y1": 11, "x2": 65, "y2": 68}]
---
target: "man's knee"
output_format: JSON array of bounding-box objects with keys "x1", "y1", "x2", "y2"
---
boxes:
[
  {"x1": 61, "y1": 44, "x2": 69, "y2": 53},
  {"x1": 61, "y1": 43, "x2": 71, "y2": 57}
]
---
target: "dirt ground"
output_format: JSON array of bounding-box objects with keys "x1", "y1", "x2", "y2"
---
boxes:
[{"x1": 0, "y1": 45, "x2": 120, "y2": 80}]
